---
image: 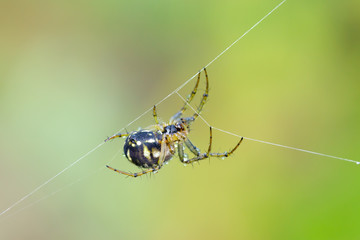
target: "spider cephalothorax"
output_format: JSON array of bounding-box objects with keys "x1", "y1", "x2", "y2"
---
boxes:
[{"x1": 105, "y1": 68, "x2": 243, "y2": 177}]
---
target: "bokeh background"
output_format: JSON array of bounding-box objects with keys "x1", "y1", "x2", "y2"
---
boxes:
[{"x1": 1, "y1": 0, "x2": 360, "y2": 239}]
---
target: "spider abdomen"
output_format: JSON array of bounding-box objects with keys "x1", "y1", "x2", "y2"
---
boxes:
[{"x1": 123, "y1": 130, "x2": 172, "y2": 168}]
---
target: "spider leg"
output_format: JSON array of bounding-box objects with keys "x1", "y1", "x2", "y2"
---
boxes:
[
  {"x1": 178, "y1": 142, "x2": 185, "y2": 162},
  {"x1": 182, "y1": 126, "x2": 243, "y2": 164},
  {"x1": 106, "y1": 165, "x2": 160, "y2": 177},
  {"x1": 105, "y1": 132, "x2": 129, "y2": 142},
  {"x1": 170, "y1": 69, "x2": 201, "y2": 121},
  {"x1": 168, "y1": 142, "x2": 176, "y2": 155},
  {"x1": 209, "y1": 136, "x2": 243, "y2": 158},
  {"x1": 157, "y1": 135, "x2": 168, "y2": 167},
  {"x1": 192, "y1": 67, "x2": 209, "y2": 120},
  {"x1": 176, "y1": 68, "x2": 209, "y2": 125},
  {"x1": 153, "y1": 105, "x2": 159, "y2": 124},
  {"x1": 207, "y1": 126, "x2": 213, "y2": 154},
  {"x1": 180, "y1": 126, "x2": 212, "y2": 163},
  {"x1": 179, "y1": 70, "x2": 201, "y2": 114},
  {"x1": 184, "y1": 138, "x2": 200, "y2": 156}
]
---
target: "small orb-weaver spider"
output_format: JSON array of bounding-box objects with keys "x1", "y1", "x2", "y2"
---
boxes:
[{"x1": 105, "y1": 68, "x2": 243, "y2": 177}]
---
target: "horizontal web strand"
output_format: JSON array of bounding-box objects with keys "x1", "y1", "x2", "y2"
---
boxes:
[{"x1": 175, "y1": 92, "x2": 358, "y2": 165}]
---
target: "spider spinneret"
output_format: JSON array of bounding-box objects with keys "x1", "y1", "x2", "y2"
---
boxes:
[{"x1": 105, "y1": 68, "x2": 243, "y2": 177}]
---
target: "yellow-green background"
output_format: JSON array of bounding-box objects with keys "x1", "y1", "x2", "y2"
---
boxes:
[{"x1": 1, "y1": 0, "x2": 360, "y2": 239}]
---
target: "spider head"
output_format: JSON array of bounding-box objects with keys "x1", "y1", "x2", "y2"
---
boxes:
[{"x1": 163, "y1": 121, "x2": 187, "y2": 135}]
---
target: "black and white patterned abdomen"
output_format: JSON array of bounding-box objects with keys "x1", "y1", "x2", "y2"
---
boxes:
[{"x1": 123, "y1": 130, "x2": 172, "y2": 168}]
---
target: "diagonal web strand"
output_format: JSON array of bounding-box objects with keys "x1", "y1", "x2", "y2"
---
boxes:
[
  {"x1": 0, "y1": 0, "x2": 293, "y2": 217},
  {"x1": 0, "y1": 142, "x2": 105, "y2": 217},
  {"x1": 1, "y1": 149, "x2": 123, "y2": 221}
]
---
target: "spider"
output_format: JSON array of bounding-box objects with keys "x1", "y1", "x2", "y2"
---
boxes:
[{"x1": 105, "y1": 68, "x2": 243, "y2": 177}]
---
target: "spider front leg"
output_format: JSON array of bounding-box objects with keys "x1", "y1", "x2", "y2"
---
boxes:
[
  {"x1": 170, "y1": 69, "x2": 201, "y2": 121},
  {"x1": 192, "y1": 68, "x2": 209, "y2": 120},
  {"x1": 178, "y1": 70, "x2": 201, "y2": 114},
  {"x1": 106, "y1": 165, "x2": 160, "y2": 177}
]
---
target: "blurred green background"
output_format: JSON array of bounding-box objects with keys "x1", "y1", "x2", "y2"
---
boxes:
[{"x1": 1, "y1": 0, "x2": 360, "y2": 239}]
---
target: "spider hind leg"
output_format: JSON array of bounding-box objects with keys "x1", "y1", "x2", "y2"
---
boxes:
[
  {"x1": 106, "y1": 165, "x2": 160, "y2": 178},
  {"x1": 180, "y1": 127, "x2": 243, "y2": 164},
  {"x1": 105, "y1": 132, "x2": 129, "y2": 142}
]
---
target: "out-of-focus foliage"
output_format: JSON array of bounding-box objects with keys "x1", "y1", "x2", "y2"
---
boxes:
[{"x1": 0, "y1": 0, "x2": 359, "y2": 239}]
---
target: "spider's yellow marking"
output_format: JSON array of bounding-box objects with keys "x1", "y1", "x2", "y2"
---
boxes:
[
  {"x1": 126, "y1": 149, "x2": 132, "y2": 161},
  {"x1": 152, "y1": 148, "x2": 160, "y2": 158},
  {"x1": 143, "y1": 145, "x2": 151, "y2": 160},
  {"x1": 136, "y1": 141, "x2": 142, "y2": 146}
]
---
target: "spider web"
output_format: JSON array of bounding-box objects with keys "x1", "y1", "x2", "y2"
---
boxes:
[{"x1": 0, "y1": 0, "x2": 357, "y2": 219}]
